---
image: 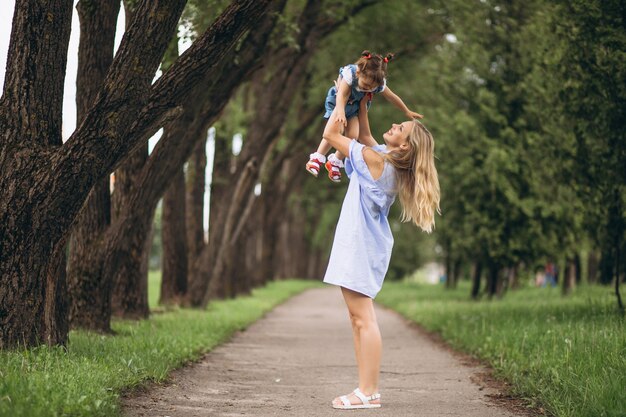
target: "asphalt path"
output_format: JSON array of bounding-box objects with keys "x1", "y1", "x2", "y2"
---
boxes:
[{"x1": 124, "y1": 286, "x2": 523, "y2": 416}]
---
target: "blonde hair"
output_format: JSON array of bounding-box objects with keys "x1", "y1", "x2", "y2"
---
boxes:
[{"x1": 384, "y1": 120, "x2": 441, "y2": 233}]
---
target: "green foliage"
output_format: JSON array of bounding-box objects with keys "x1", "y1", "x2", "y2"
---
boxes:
[
  {"x1": 377, "y1": 281, "x2": 626, "y2": 417},
  {"x1": 0, "y1": 276, "x2": 321, "y2": 417}
]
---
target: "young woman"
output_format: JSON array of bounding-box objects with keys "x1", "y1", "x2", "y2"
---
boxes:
[{"x1": 321, "y1": 97, "x2": 440, "y2": 409}]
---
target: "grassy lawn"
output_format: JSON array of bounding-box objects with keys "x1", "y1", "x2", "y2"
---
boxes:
[
  {"x1": 0, "y1": 274, "x2": 322, "y2": 417},
  {"x1": 376, "y1": 280, "x2": 626, "y2": 417}
]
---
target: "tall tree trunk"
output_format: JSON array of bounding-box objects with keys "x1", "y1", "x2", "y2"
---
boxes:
[
  {"x1": 186, "y1": 137, "x2": 207, "y2": 278},
  {"x1": 188, "y1": 127, "x2": 233, "y2": 304},
  {"x1": 496, "y1": 267, "x2": 506, "y2": 298},
  {"x1": 444, "y1": 244, "x2": 453, "y2": 289},
  {"x1": 107, "y1": 0, "x2": 152, "y2": 319},
  {"x1": 574, "y1": 253, "x2": 582, "y2": 284},
  {"x1": 0, "y1": 0, "x2": 72, "y2": 348},
  {"x1": 587, "y1": 250, "x2": 599, "y2": 283},
  {"x1": 451, "y1": 259, "x2": 462, "y2": 289},
  {"x1": 161, "y1": 167, "x2": 188, "y2": 304},
  {"x1": 508, "y1": 264, "x2": 520, "y2": 289},
  {"x1": 471, "y1": 262, "x2": 482, "y2": 299},
  {"x1": 67, "y1": 0, "x2": 120, "y2": 332},
  {"x1": 562, "y1": 258, "x2": 576, "y2": 295},
  {"x1": 486, "y1": 263, "x2": 499, "y2": 299}
]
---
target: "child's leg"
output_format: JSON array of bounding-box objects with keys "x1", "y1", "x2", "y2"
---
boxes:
[
  {"x1": 306, "y1": 117, "x2": 335, "y2": 177},
  {"x1": 316, "y1": 137, "x2": 333, "y2": 155}
]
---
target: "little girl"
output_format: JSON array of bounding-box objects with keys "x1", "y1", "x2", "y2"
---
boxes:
[{"x1": 305, "y1": 50, "x2": 423, "y2": 182}]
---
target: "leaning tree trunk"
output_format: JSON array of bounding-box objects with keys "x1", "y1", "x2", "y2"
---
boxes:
[
  {"x1": 103, "y1": 0, "x2": 286, "y2": 308},
  {"x1": 161, "y1": 167, "x2": 188, "y2": 304},
  {"x1": 186, "y1": 137, "x2": 207, "y2": 282},
  {"x1": 0, "y1": 0, "x2": 72, "y2": 348},
  {"x1": 67, "y1": 0, "x2": 120, "y2": 332},
  {"x1": 108, "y1": 0, "x2": 152, "y2": 319},
  {"x1": 0, "y1": 0, "x2": 269, "y2": 348},
  {"x1": 201, "y1": 0, "x2": 380, "y2": 306}
]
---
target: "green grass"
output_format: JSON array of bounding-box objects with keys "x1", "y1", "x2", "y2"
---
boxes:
[
  {"x1": 376, "y1": 280, "x2": 626, "y2": 417},
  {"x1": 0, "y1": 275, "x2": 322, "y2": 417}
]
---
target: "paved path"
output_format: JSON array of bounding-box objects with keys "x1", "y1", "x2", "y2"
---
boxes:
[{"x1": 124, "y1": 287, "x2": 523, "y2": 416}]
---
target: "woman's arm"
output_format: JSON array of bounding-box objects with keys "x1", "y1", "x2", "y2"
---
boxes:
[
  {"x1": 323, "y1": 101, "x2": 385, "y2": 180},
  {"x1": 380, "y1": 85, "x2": 423, "y2": 119},
  {"x1": 357, "y1": 97, "x2": 378, "y2": 148},
  {"x1": 323, "y1": 106, "x2": 352, "y2": 157}
]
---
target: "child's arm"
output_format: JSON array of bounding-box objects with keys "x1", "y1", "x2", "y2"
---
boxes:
[
  {"x1": 380, "y1": 85, "x2": 423, "y2": 119},
  {"x1": 357, "y1": 96, "x2": 378, "y2": 148},
  {"x1": 334, "y1": 78, "x2": 351, "y2": 127}
]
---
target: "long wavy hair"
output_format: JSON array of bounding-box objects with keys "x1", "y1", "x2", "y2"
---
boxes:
[{"x1": 384, "y1": 120, "x2": 441, "y2": 233}]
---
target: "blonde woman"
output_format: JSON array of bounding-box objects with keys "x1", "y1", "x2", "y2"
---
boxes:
[{"x1": 321, "y1": 97, "x2": 440, "y2": 409}]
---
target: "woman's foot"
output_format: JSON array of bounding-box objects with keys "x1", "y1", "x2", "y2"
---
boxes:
[{"x1": 331, "y1": 388, "x2": 381, "y2": 409}]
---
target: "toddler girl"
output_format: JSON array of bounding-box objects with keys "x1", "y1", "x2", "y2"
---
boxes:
[{"x1": 305, "y1": 50, "x2": 423, "y2": 182}]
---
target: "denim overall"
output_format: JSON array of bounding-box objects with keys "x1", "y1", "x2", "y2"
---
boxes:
[{"x1": 323, "y1": 64, "x2": 385, "y2": 119}]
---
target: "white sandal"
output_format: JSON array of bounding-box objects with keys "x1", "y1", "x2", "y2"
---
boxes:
[{"x1": 332, "y1": 387, "x2": 381, "y2": 409}]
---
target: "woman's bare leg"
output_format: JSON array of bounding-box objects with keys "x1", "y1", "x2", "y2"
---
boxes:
[{"x1": 332, "y1": 286, "x2": 382, "y2": 406}]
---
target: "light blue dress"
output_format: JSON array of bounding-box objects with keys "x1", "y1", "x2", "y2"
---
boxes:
[{"x1": 323, "y1": 139, "x2": 397, "y2": 298}]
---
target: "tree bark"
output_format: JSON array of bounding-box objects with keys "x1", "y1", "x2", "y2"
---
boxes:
[
  {"x1": 186, "y1": 137, "x2": 207, "y2": 277},
  {"x1": 0, "y1": 0, "x2": 73, "y2": 348},
  {"x1": 471, "y1": 262, "x2": 482, "y2": 299},
  {"x1": 587, "y1": 250, "x2": 599, "y2": 283},
  {"x1": 562, "y1": 258, "x2": 576, "y2": 295},
  {"x1": 486, "y1": 263, "x2": 499, "y2": 299},
  {"x1": 67, "y1": 0, "x2": 121, "y2": 332},
  {"x1": 161, "y1": 167, "x2": 188, "y2": 304}
]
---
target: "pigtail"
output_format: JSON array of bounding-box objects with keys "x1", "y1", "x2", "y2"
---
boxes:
[
  {"x1": 383, "y1": 52, "x2": 395, "y2": 63},
  {"x1": 361, "y1": 50, "x2": 372, "y2": 59}
]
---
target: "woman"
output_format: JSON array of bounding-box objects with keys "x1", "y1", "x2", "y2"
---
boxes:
[{"x1": 321, "y1": 97, "x2": 440, "y2": 409}]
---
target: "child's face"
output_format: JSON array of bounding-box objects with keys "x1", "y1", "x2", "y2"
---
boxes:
[{"x1": 355, "y1": 71, "x2": 379, "y2": 92}]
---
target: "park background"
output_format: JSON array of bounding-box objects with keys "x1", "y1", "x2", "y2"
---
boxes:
[{"x1": 0, "y1": 0, "x2": 624, "y2": 416}]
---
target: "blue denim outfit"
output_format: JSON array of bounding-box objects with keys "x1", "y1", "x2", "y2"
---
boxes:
[
  {"x1": 323, "y1": 140, "x2": 397, "y2": 298},
  {"x1": 323, "y1": 64, "x2": 386, "y2": 119}
]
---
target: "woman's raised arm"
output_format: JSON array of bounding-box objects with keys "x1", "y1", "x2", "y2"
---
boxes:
[
  {"x1": 322, "y1": 109, "x2": 352, "y2": 157},
  {"x1": 357, "y1": 97, "x2": 378, "y2": 148}
]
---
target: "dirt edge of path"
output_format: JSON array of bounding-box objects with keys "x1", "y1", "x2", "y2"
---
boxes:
[{"x1": 376, "y1": 303, "x2": 549, "y2": 417}]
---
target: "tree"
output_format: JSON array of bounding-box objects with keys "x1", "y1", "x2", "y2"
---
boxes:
[{"x1": 0, "y1": 0, "x2": 271, "y2": 349}]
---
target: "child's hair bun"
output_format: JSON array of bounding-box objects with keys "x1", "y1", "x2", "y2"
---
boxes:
[
  {"x1": 384, "y1": 53, "x2": 395, "y2": 63},
  {"x1": 361, "y1": 50, "x2": 372, "y2": 58}
]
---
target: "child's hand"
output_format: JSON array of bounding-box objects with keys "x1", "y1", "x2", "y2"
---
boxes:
[
  {"x1": 336, "y1": 110, "x2": 347, "y2": 127},
  {"x1": 406, "y1": 110, "x2": 424, "y2": 119}
]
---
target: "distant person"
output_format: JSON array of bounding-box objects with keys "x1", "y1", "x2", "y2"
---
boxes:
[
  {"x1": 305, "y1": 50, "x2": 422, "y2": 182},
  {"x1": 322, "y1": 97, "x2": 440, "y2": 409},
  {"x1": 544, "y1": 262, "x2": 557, "y2": 287},
  {"x1": 535, "y1": 266, "x2": 546, "y2": 287}
]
